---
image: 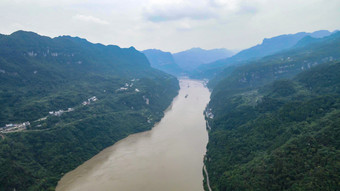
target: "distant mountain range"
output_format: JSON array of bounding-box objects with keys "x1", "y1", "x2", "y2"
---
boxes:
[
  {"x1": 142, "y1": 47, "x2": 235, "y2": 75},
  {"x1": 191, "y1": 30, "x2": 336, "y2": 79},
  {"x1": 211, "y1": 31, "x2": 340, "y2": 102},
  {"x1": 142, "y1": 30, "x2": 338, "y2": 78},
  {"x1": 173, "y1": 48, "x2": 235, "y2": 71},
  {"x1": 142, "y1": 49, "x2": 182, "y2": 76}
]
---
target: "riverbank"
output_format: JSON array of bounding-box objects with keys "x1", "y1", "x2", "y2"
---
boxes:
[
  {"x1": 203, "y1": 164, "x2": 213, "y2": 191},
  {"x1": 56, "y1": 79, "x2": 211, "y2": 191}
]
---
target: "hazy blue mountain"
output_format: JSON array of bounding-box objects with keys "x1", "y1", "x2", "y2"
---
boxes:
[
  {"x1": 173, "y1": 47, "x2": 235, "y2": 71},
  {"x1": 142, "y1": 49, "x2": 182, "y2": 76},
  {"x1": 0, "y1": 31, "x2": 179, "y2": 190},
  {"x1": 208, "y1": 31, "x2": 340, "y2": 90},
  {"x1": 207, "y1": 32, "x2": 340, "y2": 88},
  {"x1": 192, "y1": 30, "x2": 334, "y2": 79},
  {"x1": 309, "y1": 29, "x2": 333, "y2": 38}
]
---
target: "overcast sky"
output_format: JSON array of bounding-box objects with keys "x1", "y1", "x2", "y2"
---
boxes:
[{"x1": 1, "y1": 0, "x2": 339, "y2": 52}]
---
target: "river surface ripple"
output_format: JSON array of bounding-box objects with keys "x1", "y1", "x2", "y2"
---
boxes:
[{"x1": 56, "y1": 79, "x2": 211, "y2": 191}]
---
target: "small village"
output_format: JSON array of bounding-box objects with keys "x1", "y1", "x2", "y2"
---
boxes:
[
  {"x1": 0, "y1": 121, "x2": 30, "y2": 133},
  {"x1": 82, "y1": 96, "x2": 98, "y2": 105},
  {"x1": 1, "y1": 96, "x2": 98, "y2": 134},
  {"x1": 116, "y1": 82, "x2": 134, "y2": 92},
  {"x1": 0, "y1": 88, "x2": 146, "y2": 135},
  {"x1": 116, "y1": 79, "x2": 141, "y2": 92},
  {"x1": 0, "y1": 89, "x2": 146, "y2": 135},
  {"x1": 205, "y1": 108, "x2": 214, "y2": 119},
  {"x1": 49, "y1": 108, "x2": 74, "y2": 116},
  {"x1": 115, "y1": 80, "x2": 150, "y2": 105}
]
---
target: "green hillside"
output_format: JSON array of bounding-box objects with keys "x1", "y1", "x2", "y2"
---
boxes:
[
  {"x1": 0, "y1": 31, "x2": 179, "y2": 190},
  {"x1": 191, "y1": 30, "x2": 334, "y2": 81},
  {"x1": 204, "y1": 60, "x2": 340, "y2": 190},
  {"x1": 209, "y1": 32, "x2": 340, "y2": 92},
  {"x1": 204, "y1": 32, "x2": 340, "y2": 191}
]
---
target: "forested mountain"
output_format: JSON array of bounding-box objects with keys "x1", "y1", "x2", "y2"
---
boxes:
[
  {"x1": 0, "y1": 31, "x2": 179, "y2": 190},
  {"x1": 173, "y1": 47, "x2": 235, "y2": 71},
  {"x1": 207, "y1": 31, "x2": 340, "y2": 89},
  {"x1": 142, "y1": 49, "x2": 182, "y2": 76},
  {"x1": 203, "y1": 32, "x2": 340, "y2": 190},
  {"x1": 192, "y1": 30, "x2": 334, "y2": 80}
]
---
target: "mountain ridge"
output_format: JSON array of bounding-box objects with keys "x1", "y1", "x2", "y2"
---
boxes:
[
  {"x1": 191, "y1": 30, "x2": 335, "y2": 80},
  {"x1": 173, "y1": 47, "x2": 235, "y2": 71},
  {"x1": 142, "y1": 49, "x2": 182, "y2": 76},
  {"x1": 203, "y1": 31, "x2": 340, "y2": 191},
  {"x1": 0, "y1": 30, "x2": 179, "y2": 190}
]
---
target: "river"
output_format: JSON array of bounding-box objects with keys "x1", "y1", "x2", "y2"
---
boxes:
[{"x1": 56, "y1": 79, "x2": 211, "y2": 191}]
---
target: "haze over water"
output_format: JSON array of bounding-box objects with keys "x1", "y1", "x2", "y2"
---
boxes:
[{"x1": 56, "y1": 79, "x2": 211, "y2": 191}]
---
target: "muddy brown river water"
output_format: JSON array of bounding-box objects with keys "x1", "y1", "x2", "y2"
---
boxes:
[{"x1": 56, "y1": 79, "x2": 210, "y2": 191}]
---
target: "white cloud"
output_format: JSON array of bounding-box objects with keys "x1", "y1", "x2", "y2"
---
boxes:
[
  {"x1": 143, "y1": 0, "x2": 260, "y2": 23},
  {"x1": 209, "y1": 0, "x2": 240, "y2": 9},
  {"x1": 177, "y1": 20, "x2": 193, "y2": 31},
  {"x1": 73, "y1": 14, "x2": 109, "y2": 25},
  {"x1": 143, "y1": 0, "x2": 216, "y2": 22},
  {"x1": 0, "y1": 0, "x2": 339, "y2": 52}
]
